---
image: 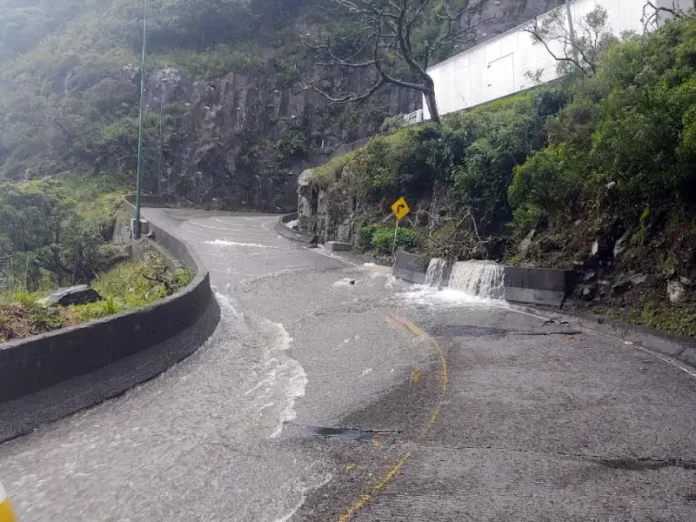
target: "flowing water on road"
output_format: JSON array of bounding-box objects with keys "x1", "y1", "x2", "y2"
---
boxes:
[{"x1": 0, "y1": 284, "x2": 329, "y2": 522}]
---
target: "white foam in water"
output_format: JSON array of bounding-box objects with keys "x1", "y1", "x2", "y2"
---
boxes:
[
  {"x1": 403, "y1": 260, "x2": 506, "y2": 307},
  {"x1": 449, "y1": 260, "x2": 505, "y2": 299},
  {"x1": 333, "y1": 278, "x2": 355, "y2": 287},
  {"x1": 205, "y1": 239, "x2": 274, "y2": 248},
  {"x1": 268, "y1": 321, "x2": 308, "y2": 439},
  {"x1": 402, "y1": 286, "x2": 503, "y2": 307},
  {"x1": 425, "y1": 258, "x2": 448, "y2": 288}
]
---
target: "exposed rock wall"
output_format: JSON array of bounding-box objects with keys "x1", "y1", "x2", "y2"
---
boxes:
[
  {"x1": 146, "y1": 66, "x2": 419, "y2": 211},
  {"x1": 139, "y1": 0, "x2": 565, "y2": 211}
]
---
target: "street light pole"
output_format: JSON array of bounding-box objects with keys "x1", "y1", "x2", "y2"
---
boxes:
[
  {"x1": 564, "y1": 0, "x2": 579, "y2": 66},
  {"x1": 134, "y1": 0, "x2": 148, "y2": 240},
  {"x1": 158, "y1": 88, "x2": 163, "y2": 196}
]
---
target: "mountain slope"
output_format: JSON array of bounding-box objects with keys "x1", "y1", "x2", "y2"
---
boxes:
[{"x1": 0, "y1": 0, "x2": 562, "y2": 209}]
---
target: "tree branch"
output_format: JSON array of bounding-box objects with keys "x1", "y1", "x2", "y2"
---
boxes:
[{"x1": 524, "y1": 18, "x2": 592, "y2": 76}]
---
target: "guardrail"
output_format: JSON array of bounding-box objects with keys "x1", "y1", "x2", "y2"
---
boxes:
[{"x1": 0, "y1": 197, "x2": 220, "y2": 443}]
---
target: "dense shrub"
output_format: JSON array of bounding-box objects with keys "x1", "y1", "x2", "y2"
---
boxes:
[
  {"x1": 311, "y1": 87, "x2": 568, "y2": 238},
  {"x1": 350, "y1": 125, "x2": 440, "y2": 207},
  {"x1": 356, "y1": 225, "x2": 421, "y2": 254},
  {"x1": 508, "y1": 14, "x2": 696, "y2": 233},
  {"x1": 445, "y1": 89, "x2": 567, "y2": 234},
  {"x1": 508, "y1": 145, "x2": 588, "y2": 234},
  {"x1": 371, "y1": 227, "x2": 421, "y2": 255}
]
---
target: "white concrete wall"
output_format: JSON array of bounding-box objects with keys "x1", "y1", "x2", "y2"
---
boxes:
[{"x1": 423, "y1": 0, "x2": 692, "y2": 120}]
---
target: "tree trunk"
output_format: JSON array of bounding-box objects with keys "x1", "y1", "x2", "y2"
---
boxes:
[{"x1": 424, "y1": 89, "x2": 441, "y2": 125}]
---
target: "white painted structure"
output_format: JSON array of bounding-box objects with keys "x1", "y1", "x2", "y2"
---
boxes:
[
  {"x1": 403, "y1": 109, "x2": 424, "y2": 125},
  {"x1": 422, "y1": 0, "x2": 692, "y2": 120}
]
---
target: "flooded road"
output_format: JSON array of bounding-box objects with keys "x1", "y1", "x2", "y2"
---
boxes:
[{"x1": 1, "y1": 210, "x2": 695, "y2": 521}]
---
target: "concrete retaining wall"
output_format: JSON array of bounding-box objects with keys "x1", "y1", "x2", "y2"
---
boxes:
[
  {"x1": 504, "y1": 267, "x2": 575, "y2": 308},
  {"x1": 392, "y1": 251, "x2": 429, "y2": 285},
  {"x1": 0, "y1": 197, "x2": 220, "y2": 442}
]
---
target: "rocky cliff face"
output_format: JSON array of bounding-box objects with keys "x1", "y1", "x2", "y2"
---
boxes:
[
  {"x1": 144, "y1": 0, "x2": 564, "y2": 211},
  {"x1": 145, "y1": 65, "x2": 419, "y2": 211},
  {"x1": 0, "y1": 0, "x2": 563, "y2": 211}
]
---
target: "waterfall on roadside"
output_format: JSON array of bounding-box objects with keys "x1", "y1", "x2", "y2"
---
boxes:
[
  {"x1": 425, "y1": 258, "x2": 448, "y2": 288},
  {"x1": 448, "y1": 261, "x2": 505, "y2": 299}
]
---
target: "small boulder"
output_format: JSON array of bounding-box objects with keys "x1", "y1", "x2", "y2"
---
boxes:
[
  {"x1": 41, "y1": 285, "x2": 102, "y2": 307},
  {"x1": 611, "y1": 279, "x2": 632, "y2": 296},
  {"x1": 629, "y1": 273, "x2": 647, "y2": 285},
  {"x1": 582, "y1": 271, "x2": 597, "y2": 283},
  {"x1": 667, "y1": 280, "x2": 686, "y2": 304},
  {"x1": 580, "y1": 284, "x2": 597, "y2": 301}
]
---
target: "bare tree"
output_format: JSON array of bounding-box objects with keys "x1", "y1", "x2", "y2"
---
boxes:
[
  {"x1": 300, "y1": 0, "x2": 489, "y2": 125},
  {"x1": 641, "y1": 1, "x2": 688, "y2": 31},
  {"x1": 524, "y1": 6, "x2": 615, "y2": 77}
]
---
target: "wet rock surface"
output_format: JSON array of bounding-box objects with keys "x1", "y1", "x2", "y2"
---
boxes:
[{"x1": 39, "y1": 285, "x2": 102, "y2": 307}]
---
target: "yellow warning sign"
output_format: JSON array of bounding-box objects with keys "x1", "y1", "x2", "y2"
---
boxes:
[{"x1": 391, "y1": 197, "x2": 410, "y2": 222}]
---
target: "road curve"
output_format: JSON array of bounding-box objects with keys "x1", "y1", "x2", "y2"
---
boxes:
[{"x1": 1, "y1": 210, "x2": 695, "y2": 522}]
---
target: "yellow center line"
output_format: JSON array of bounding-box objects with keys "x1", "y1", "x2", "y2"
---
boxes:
[{"x1": 336, "y1": 315, "x2": 449, "y2": 521}]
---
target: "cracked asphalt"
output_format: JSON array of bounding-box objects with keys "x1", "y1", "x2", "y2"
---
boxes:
[{"x1": 0, "y1": 209, "x2": 695, "y2": 521}]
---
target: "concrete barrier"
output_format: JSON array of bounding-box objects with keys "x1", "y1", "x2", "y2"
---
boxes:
[
  {"x1": 0, "y1": 197, "x2": 220, "y2": 443},
  {"x1": 391, "y1": 254, "x2": 574, "y2": 307},
  {"x1": 504, "y1": 266, "x2": 575, "y2": 308},
  {"x1": 325, "y1": 241, "x2": 352, "y2": 252},
  {"x1": 274, "y1": 213, "x2": 316, "y2": 244},
  {"x1": 393, "y1": 251, "x2": 429, "y2": 285}
]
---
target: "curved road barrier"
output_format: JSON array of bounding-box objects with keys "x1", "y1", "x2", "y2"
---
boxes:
[
  {"x1": 0, "y1": 198, "x2": 220, "y2": 443},
  {"x1": 274, "y1": 213, "x2": 317, "y2": 244}
]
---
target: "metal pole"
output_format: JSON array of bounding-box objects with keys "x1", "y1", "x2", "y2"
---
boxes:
[
  {"x1": 392, "y1": 218, "x2": 400, "y2": 255},
  {"x1": 134, "y1": 0, "x2": 148, "y2": 239},
  {"x1": 564, "y1": 0, "x2": 579, "y2": 67},
  {"x1": 158, "y1": 91, "x2": 163, "y2": 196}
]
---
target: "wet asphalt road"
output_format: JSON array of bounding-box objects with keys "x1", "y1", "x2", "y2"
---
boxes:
[{"x1": 0, "y1": 209, "x2": 695, "y2": 521}]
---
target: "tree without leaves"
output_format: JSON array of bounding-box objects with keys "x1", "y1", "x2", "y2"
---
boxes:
[
  {"x1": 641, "y1": 1, "x2": 690, "y2": 31},
  {"x1": 524, "y1": 6, "x2": 615, "y2": 77},
  {"x1": 300, "y1": 0, "x2": 490, "y2": 125}
]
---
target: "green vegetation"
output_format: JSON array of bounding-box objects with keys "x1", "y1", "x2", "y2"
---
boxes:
[
  {"x1": 311, "y1": 13, "x2": 696, "y2": 248},
  {"x1": 0, "y1": 178, "x2": 126, "y2": 294},
  {"x1": 508, "y1": 15, "x2": 696, "y2": 235},
  {"x1": 310, "y1": 13, "x2": 696, "y2": 337},
  {"x1": 308, "y1": 86, "x2": 567, "y2": 253},
  {"x1": 0, "y1": 252, "x2": 194, "y2": 343},
  {"x1": 357, "y1": 225, "x2": 421, "y2": 255},
  {"x1": 597, "y1": 302, "x2": 696, "y2": 339}
]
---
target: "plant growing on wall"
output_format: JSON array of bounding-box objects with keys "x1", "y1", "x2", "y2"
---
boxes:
[{"x1": 300, "y1": 0, "x2": 490, "y2": 124}]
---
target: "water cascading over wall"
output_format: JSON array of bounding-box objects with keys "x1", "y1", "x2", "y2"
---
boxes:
[
  {"x1": 447, "y1": 261, "x2": 505, "y2": 299},
  {"x1": 425, "y1": 258, "x2": 448, "y2": 288}
]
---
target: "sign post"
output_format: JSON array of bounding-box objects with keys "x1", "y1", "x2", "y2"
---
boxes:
[{"x1": 390, "y1": 197, "x2": 411, "y2": 255}]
